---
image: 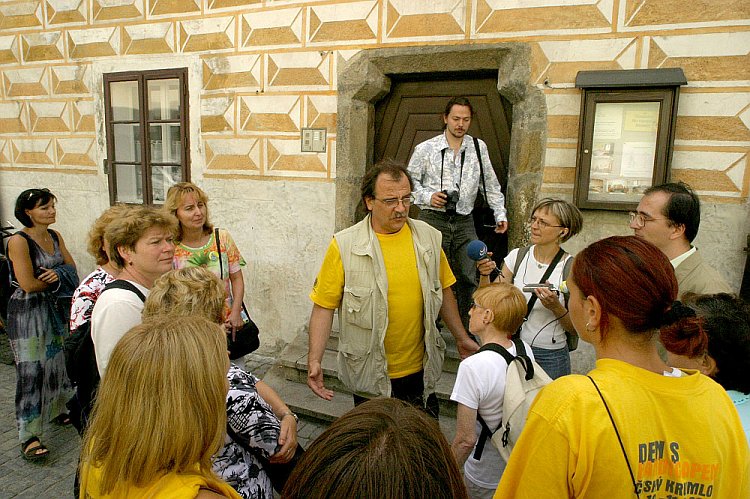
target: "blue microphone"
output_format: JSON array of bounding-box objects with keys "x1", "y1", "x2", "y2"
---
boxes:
[{"x1": 467, "y1": 240, "x2": 489, "y2": 262}]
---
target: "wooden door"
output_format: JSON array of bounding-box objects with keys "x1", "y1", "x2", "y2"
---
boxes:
[{"x1": 374, "y1": 75, "x2": 513, "y2": 259}]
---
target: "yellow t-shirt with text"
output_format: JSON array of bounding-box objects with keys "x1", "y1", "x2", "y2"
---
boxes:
[
  {"x1": 310, "y1": 223, "x2": 455, "y2": 379},
  {"x1": 495, "y1": 359, "x2": 750, "y2": 498}
]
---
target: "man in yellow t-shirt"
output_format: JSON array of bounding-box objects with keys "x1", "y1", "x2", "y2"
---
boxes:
[{"x1": 307, "y1": 160, "x2": 478, "y2": 418}]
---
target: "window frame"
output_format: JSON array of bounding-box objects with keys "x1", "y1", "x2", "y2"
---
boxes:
[{"x1": 103, "y1": 67, "x2": 190, "y2": 206}]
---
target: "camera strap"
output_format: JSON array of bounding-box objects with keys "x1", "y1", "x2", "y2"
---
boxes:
[{"x1": 440, "y1": 147, "x2": 465, "y2": 192}]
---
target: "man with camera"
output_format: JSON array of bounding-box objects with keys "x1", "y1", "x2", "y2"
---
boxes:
[{"x1": 407, "y1": 96, "x2": 508, "y2": 328}]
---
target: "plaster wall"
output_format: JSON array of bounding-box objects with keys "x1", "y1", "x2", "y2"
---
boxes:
[
  {"x1": 0, "y1": 1, "x2": 748, "y2": 350},
  {"x1": 0, "y1": 172, "x2": 335, "y2": 350}
]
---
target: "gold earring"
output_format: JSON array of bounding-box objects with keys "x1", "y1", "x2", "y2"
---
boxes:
[{"x1": 586, "y1": 321, "x2": 595, "y2": 332}]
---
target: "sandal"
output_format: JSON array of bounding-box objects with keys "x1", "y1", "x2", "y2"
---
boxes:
[{"x1": 21, "y1": 437, "x2": 49, "y2": 461}]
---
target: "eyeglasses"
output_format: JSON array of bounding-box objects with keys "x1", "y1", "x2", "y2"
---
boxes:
[
  {"x1": 471, "y1": 301, "x2": 484, "y2": 310},
  {"x1": 375, "y1": 195, "x2": 413, "y2": 208},
  {"x1": 527, "y1": 216, "x2": 562, "y2": 229},
  {"x1": 629, "y1": 212, "x2": 667, "y2": 228}
]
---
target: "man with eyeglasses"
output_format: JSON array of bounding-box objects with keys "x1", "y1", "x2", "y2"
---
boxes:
[
  {"x1": 407, "y1": 96, "x2": 508, "y2": 330},
  {"x1": 630, "y1": 182, "x2": 731, "y2": 296},
  {"x1": 307, "y1": 160, "x2": 478, "y2": 419}
]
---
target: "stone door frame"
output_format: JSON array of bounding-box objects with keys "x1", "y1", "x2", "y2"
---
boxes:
[{"x1": 335, "y1": 43, "x2": 547, "y2": 248}]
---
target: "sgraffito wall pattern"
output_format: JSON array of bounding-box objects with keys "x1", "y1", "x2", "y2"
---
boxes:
[
  {"x1": 0, "y1": 1, "x2": 747, "y2": 344},
  {"x1": 0, "y1": 0, "x2": 746, "y2": 196}
]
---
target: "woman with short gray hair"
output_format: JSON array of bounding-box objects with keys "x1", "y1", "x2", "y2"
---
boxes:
[{"x1": 478, "y1": 198, "x2": 583, "y2": 378}]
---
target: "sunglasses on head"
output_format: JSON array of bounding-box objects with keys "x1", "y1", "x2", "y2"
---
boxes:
[{"x1": 27, "y1": 188, "x2": 50, "y2": 199}]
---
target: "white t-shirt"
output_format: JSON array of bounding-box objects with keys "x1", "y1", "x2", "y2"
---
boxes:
[
  {"x1": 504, "y1": 246, "x2": 571, "y2": 350},
  {"x1": 91, "y1": 281, "x2": 149, "y2": 375},
  {"x1": 450, "y1": 340, "x2": 535, "y2": 489}
]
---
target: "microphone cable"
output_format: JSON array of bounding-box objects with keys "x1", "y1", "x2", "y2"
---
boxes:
[{"x1": 528, "y1": 310, "x2": 569, "y2": 348}]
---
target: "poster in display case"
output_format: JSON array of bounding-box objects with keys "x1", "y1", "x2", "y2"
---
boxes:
[{"x1": 573, "y1": 69, "x2": 686, "y2": 211}]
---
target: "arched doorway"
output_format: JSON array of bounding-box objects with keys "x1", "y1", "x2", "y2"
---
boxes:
[
  {"x1": 373, "y1": 74, "x2": 513, "y2": 258},
  {"x1": 335, "y1": 43, "x2": 547, "y2": 250}
]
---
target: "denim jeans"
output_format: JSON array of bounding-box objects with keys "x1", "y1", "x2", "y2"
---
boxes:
[
  {"x1": 418, "y1": 210, "x2": 478, "y2": 330},
  {"x1": 531, "y1": 346, "x2": 571, "y2": 380}
]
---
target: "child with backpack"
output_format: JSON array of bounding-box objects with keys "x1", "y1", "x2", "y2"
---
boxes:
[{"x1": 451, "y1": 282, "x2": 550, "y2": 499}]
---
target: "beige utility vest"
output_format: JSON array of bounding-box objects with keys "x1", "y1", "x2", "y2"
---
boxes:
[{"x1": 334, "y1": 215, "x2": 446, "y2": 398}]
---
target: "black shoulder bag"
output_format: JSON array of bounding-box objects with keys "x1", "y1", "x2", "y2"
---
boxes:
[
  {"x1": 473, "y1": 137, "x2": 498, "y2": 232},
  {"x1": 214, "y1": 228, "x2": 260, "y2": 359}
]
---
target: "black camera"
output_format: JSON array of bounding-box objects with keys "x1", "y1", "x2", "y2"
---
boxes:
[{"x1": 442, "y1": 190, "x2": 459, "y2": 213}]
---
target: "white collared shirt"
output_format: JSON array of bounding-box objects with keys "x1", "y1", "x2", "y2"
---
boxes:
[
  {"x1": 407, "y1": 132, "x2": 507, "y2": 222},
  {"x1": 670, "y1": 246, "x2": 696, "y2": 269}
]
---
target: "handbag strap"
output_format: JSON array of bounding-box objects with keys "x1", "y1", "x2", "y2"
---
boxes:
[
  {"x1": 523, "y1": 247, "x2": 566, "y2": 319},
  {"x1": 587, "y1": 376, "x2": 640, "y2": 498},
  {"x1": 214, "y1": 229, "x2": 244, "y2": 316},
  {"x1": 214, "y1": 228, "x2": 224, "y2": 280},
  {"x1": 474, "y1": 136, "x2": 488, "y2": 202}
]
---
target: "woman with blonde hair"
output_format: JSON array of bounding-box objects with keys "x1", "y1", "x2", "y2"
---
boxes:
[
  {"x1": 143, "y1": 267, "x2": 300, "y2": 499},
  {"x1": 478, "y1": 198, "x2": 583, "y2": 379},
  {"x1": 451, "y1": 283, "x2": 532, "y2": 498},
  {"x1": 67, "y1": 204, "x2": 133, "y2": 434},
  {"x1": 165, "y1": 182, "x2": 247, "y2": 335},
  {"x1": 69, "y1": 204, "x2": 132, "y2": 334},
  {"x1": 79, "y1": 315, "x2": 240, "y2": 498},
  {"x1": 142, "y1": 266, "x2": 226, "y2": 324}
]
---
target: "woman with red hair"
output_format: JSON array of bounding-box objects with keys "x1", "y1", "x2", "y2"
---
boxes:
[{"x1": 495, "y1": 236, "x2": 749, "y2": 498}]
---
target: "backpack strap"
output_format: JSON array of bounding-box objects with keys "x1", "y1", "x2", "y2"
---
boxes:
[
  {"x1": 511, "y1": 246, "x2": 530, "y2": 281},
  {"x1": 472, "y1": 341, "x2": 517, "y2": 461},
  {"x1": 103, "y1": 279, "x2": 146, "y2": 302},
  {"x1": 561, "y1": 255, "x2": 574, "y2": 308},
  {"x1": 10, "y1": 232, "x2": 34, "y2": 285},
  {"x1": 511, "y1": 335, "x2": 535, "y2": 380}
]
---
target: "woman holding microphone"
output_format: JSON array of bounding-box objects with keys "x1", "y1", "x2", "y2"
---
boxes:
[{"x1": 477, "y1": 198, "x2": 582, "y2": 379}]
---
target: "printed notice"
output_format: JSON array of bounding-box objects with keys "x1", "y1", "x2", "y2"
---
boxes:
[
  {"x1": 621, "y1": 142, "x2": 656, "y2": 177},
  {"x1": 593, "y1": 104, "x2": 623, "y2": 140},
  {"x1": 625, "y1": 107, "x2": 659, "y2": 133}
]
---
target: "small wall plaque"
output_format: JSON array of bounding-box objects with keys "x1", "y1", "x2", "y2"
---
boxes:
[{"x1": 301, "y1": 128, "x2": 326, "y2": 153}]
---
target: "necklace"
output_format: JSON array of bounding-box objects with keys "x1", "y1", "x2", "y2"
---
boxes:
[
  {"x1": 26, "y1": 228, "x2": 53, "y2": 249},
  {"x1": 532, "y1": 245, "x2": 557, "y2": 268}
]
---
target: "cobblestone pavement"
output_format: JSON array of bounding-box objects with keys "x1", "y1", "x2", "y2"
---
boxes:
[{"x1": 0, "y1": 350, "x2": 329, "y2": 498}]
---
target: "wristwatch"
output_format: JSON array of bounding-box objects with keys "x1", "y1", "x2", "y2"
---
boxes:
[{"x1": 280, "y1": 410, "x2": 299, "y2": 424}]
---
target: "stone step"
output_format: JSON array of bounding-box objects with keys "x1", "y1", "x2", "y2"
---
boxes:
[
  {"x1": 263, "y1": 364, "x2": 352, "y2": 423},
  {"x1": 278, "y1": 340, "x2": 458, "y2": 417},
  {"x1": 263, "y1": 363, "x2": 457, "y2": 437}
]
